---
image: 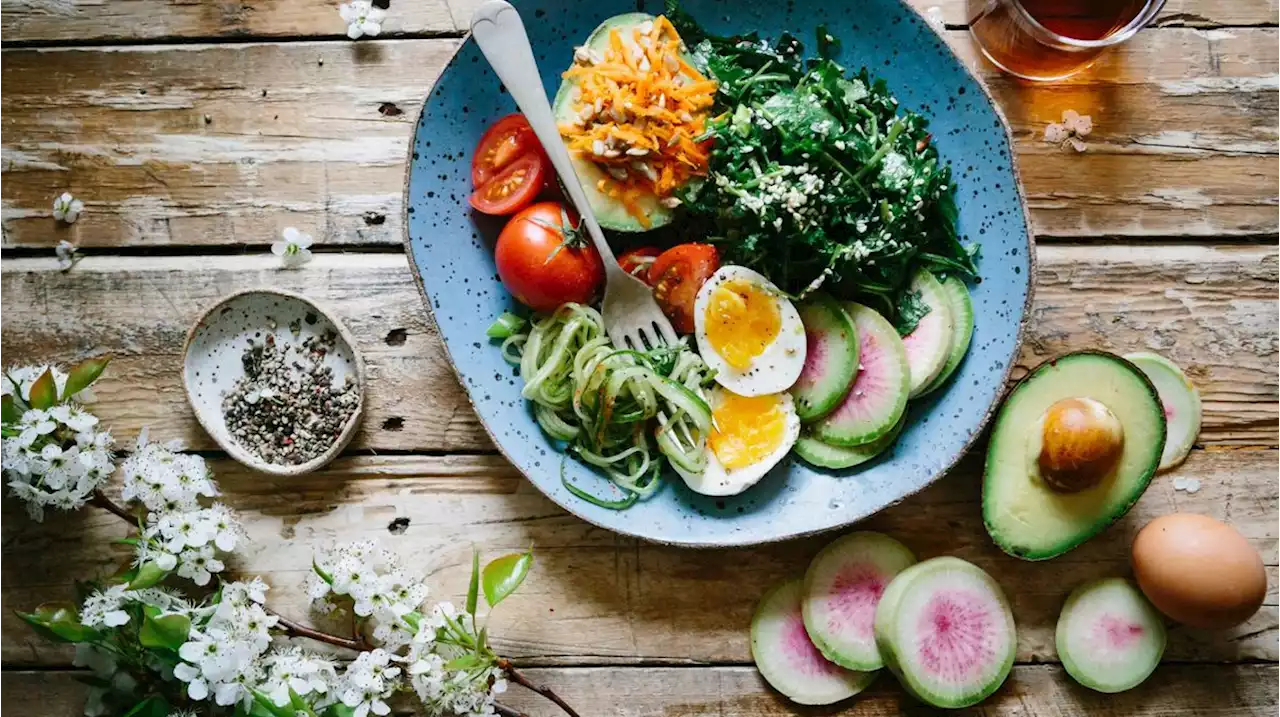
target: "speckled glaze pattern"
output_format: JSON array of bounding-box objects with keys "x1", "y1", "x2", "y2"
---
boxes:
[
  {"x1": 182, "y1": 289, "x2": 366, "y2": 476},
  {"x1": 403, "y1": 0, "x2": 1033, "y2": 547}
]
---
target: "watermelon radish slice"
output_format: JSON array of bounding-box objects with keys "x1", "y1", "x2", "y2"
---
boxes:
[
  {"x1": 791, "y1": 293, "x2": 860, "y2": 422},
  {"x1": 811, "y1": 303, "x2": 910, "y2": 447},
  {"x1": 1056, "y1": 577, "x2": 1166, "y2": 694},
  {"x1": 795, "y1": 417, "x2": 905, "y2": 470},
  {"x1": 920, "y1": 276, "x2": 975, "y2": 397},
  {"x1": 1123, "y1": 352, "x2": 1201, "y2": 471},
  {"x1": 902, "y1": 269, "x2": 955, "y2": 399},
  {"x1": 874, "y1": 557, "x2": 1016, "y2": 708},
  {"x1": 802, "y1": 532, "x2": 917, "y2": 671},
  {"x1": 751, "y1": 579, "x2": 878, "y2": 705}
]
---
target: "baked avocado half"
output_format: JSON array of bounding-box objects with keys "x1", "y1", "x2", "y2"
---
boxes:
[{"x1": 983, "y1": 351, "x2": 1166, "y2": 560}]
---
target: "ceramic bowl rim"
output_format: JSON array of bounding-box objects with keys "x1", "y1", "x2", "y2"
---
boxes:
[
  {"x1": 400, "y1": 0, "x2": 1037, "y2": 547},
  {"x1": 181, "y1": 288, "x2": 367, "y2": 477}
]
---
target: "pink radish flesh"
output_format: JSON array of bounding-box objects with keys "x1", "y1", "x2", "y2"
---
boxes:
[
  {"x1": 915, "y1": 589, "x2": 997, "y2": 683},
  {"x1": 828, "y1": 564, "x2": 887, "y2": 640}
]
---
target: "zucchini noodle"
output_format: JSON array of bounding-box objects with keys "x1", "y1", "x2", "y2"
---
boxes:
[{"x1": 498, "y1": 303, "x2": 714, "y2": 506}]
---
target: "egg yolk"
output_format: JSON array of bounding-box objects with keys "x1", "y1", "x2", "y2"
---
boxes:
[
  {"x1": 704, "y1": 279, "x2": 781, "y2": 370},
  {"x1": 709, "y1": 392, "x2": 787, "y2": 470}
]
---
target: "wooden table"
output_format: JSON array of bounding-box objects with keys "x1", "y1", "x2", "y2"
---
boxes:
[{"x1": 1, "y1": 0, "x2": 1277, "y2": 714}]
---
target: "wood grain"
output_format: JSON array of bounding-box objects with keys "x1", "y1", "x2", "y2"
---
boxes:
[
  {"x1": 5, "y1": 663, "x2": 1279, "y2": 715},
  {"x1": 4, "y1": 448, "x2": 1275, "y2": 667},
  {"x1": 2, "y1": 244, "x2": 1273, "y2": 453},
  {"x1": 2, "y1": 0, "x2": 1272, "y2": 44},
  {"x1": 2, "y1": 30, "x2": 1276, "y2": 249}
]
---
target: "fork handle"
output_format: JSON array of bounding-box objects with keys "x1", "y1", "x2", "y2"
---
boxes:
[{"x1": 470, "y1": 1, "x2": 623, "y2": 273}]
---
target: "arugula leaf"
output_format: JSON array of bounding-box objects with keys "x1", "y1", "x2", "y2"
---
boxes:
[{"x1": 666, "y1": 3, "x2": 978, "y2": 310}]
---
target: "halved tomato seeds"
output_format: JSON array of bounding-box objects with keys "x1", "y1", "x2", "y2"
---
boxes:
[
  {"x1": 469, "y1": 153, "x2": 547, "y2": 216},
  {"x1": 472, "y1": 114, "x2": 539, "y2": 187}
]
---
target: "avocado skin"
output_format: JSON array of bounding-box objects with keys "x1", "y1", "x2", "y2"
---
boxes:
[{"x1": 982, "y1": 350, "x2": 1166, "y2": 561}]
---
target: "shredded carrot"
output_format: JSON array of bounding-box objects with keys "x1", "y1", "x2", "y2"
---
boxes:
[{"x1": 558, "y1": 16, "x2": 716, "y2": 221}]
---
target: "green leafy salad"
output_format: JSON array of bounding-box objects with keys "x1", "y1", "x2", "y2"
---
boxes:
[{"x1": 668, "y1": 3, "x2": 978, "y2": 333}]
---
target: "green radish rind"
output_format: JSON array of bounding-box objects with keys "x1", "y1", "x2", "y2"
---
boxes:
[
  {"x1": 552, "y1": 13, "x2": 675, "y2": 232},
  {"x1": 791, "y1": 294, "x2": 860, "y2": 422},
  {"x1": 794, "y1": 417, "x2": 905, "y2": 471},
  {"x1": 751, "y1": 579, "x2": 878, "y2": 705},
  {"x1": 902, "y1": 269, "x2": 955, "y2": 399},
  {"x1": 811, "y1": 303, "x2": 910, "y2": 447},
  {"x1": 1123, "y1": 352, "x2": 1202, "y2": 471},
  {"x1": 919, "y1": 276, "x2": 975, "y2": 397},
  {"x1": 874, "y1": 557, "x2": 1016, "y2": 709},
  {"x1": 1056, "y1": 577, "x2": 1167, "y2": 694},
  {"x1": 802, "y1": 532, "x2": 917, "y2": 672}
]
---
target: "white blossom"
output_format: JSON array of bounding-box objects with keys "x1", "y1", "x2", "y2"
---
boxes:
[
  {"x1": 310, "y1": 541, "x2": 429, "y2": 649},
  {"x1": 2, "y1": 399, "x2": 114, "y2": 521},
  {"x1": 52, "y1": 192, "x2": 84, "y2": 223},
  {"x1": 56, "y1": 240, "x2": 81, "y2": 271},
  {"x1": 272, "y1": 227, "x2": 314, "y2": 268},
  {"x1": 340, "y1": 1, "x2": 386, "y2": 40},
  {"x1": 81, "y1": 584, "x2": 133, "y2": 628},
  {"x1": 261, "y1": 646, "x2": 340, "y2": 707},
  {"x1": 120, "y1": 432, "x2": 217, "y2": 513},
  {"x1": 340, "y1": 649, "x2": 400, "y2": 717},
  {"x1": 174, "y1": 580, "x2": 278, "y2": 708}
]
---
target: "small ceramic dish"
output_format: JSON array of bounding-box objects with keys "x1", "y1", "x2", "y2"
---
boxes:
[{"x1": 182, "y1": 289, "x2": 366, "y2": 476}]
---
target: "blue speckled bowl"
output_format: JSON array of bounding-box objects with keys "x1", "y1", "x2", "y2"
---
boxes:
[{"x1": 403, "y1": 0, "x2": 1033, "y2": 547}]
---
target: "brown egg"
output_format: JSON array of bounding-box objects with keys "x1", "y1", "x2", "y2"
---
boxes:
[
  {"x1": 1131, "y1": 513, "x2": 1267, "y2": 629},
  {"x1": 1037, "y1": 397, "x2": 1125, "y2": 493}
]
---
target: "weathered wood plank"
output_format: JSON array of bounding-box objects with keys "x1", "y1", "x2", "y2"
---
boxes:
[
  {"x1": 4, "y1": 664, "x2": 1279, "y2": 716},
  {"x1": 2, "y1": 30, "x2": 1275, "y2": 248},
  {"x1": 0, "y1": 0, "x2": 460, "y2": 43},
  {"x1": 2, "y1": 0, "x2": 1272, "y2": 44},
  {"x1": 1, "y1": 244, "x2": 1273, "y2": 453},
  {"x1": 3, "y1": 448, "x2": 1275, "y2": 667}
]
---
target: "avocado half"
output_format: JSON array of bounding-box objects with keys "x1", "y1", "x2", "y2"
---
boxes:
[
  {"x1": 552, "y1": 13, "x2": 678, "y2": 232},
  {"x1": 983, "y1": 351, "x2": 1166, "y2": 561}
]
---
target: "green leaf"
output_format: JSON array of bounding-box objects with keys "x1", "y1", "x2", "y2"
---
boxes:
[
  {"x1": 138, "y1": 606, "x2": 190, "y2": 651},
  {"x1": 17, "y1": 603, "x2": 98, "y2": 643},
  {"x1": 1, "y1": 394, "x2": 19, "y2": 424},
  {"x1": 127, "y1": 561, "x2": 168, "y2": 590},
  {"x1": 401, "y1": 610, "x2": 422, "y2": 633},
  {"x1": 290, "y1": 688, "x2": 320, "y2": 717},
  {"x1": 61, "y1": 356, "x2": 111, "y2": 401},
  {"x1": 481, "y1": 549, "x2": 533, "y2": 608},
  {"x1": 893, "y1": 288, "x2": 931, "y2": 337},
  {"x1": 312, "y1": 556, "x2": 333, "y2": 585},
  {"x1": 322, "y1": 705, "x2": 357, "y2": 717},
  {"x1": 477, "y1": 625, "x2": 489, "y2": 651},
  {"x1": 466, "y1": 547, "x2": 480, "y2": 617},
  {"x1": 250, "y1": 689, "x2": 296, "y2": 717},
  {"x1": 27, "y1": 368, "x2": 57, "y2": 410},
  {"x1": 443, "y1": 652, "x2": 484, "y2": 672},
  {"x1": 121, "y1": 696, "x2": 168, "y2": 717}
]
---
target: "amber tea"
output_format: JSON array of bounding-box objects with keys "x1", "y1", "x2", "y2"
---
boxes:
[{"x1": 968, "y1": 0, "x2": 1166, "y2": 80}]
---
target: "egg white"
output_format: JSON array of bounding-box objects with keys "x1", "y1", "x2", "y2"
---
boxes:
[
  {"x1": 694, "y1": 265, "x2": 807, "y2": 396},
  {"x1": 674, "y1": 388, "x2": 801, "y2": 497}
]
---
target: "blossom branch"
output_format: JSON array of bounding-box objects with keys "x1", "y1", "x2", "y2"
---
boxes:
[
  {"x1": 498, "y1": 659, "x2": 581, "y2": 717},
  {"x1": 90, "y1": 490, "x2": 138, "y2": 524},
  {"x1": 269, "y1": 608, "x2": 369, "y2": 652},
  {"x1": 494, "y1": 703, "x2": 530, "y2": 717}
]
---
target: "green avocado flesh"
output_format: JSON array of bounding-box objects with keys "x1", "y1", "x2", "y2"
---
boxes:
[
  {"x1": 552, "y1": 13, "x2": 674, "y2": 232},
  {"x1": 983, "y1": 352, "x2": 1166, "y2": 561}
]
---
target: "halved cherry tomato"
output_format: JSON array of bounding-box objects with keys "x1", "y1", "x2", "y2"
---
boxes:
[
  {"x1": 495, "y1": 202, "x2": 604, "y2": 312},
  {"x1": 648, "y1": 243, "x2": 720, "y2": 335},
  {"x1": 618, "y1": 246, "x2": 661, "y2": 283},
  {"x1": 472, "y1": 114, "x2": 539, "y2": 187},
  {"x1": 469, "y1": 153, "x2": 546, "y2": 216}
]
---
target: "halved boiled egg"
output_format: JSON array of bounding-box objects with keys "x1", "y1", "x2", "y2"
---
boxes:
[
  {"x1": 674, "y1": 387, "x2": 801, "y2": 496},
  {"x1": 694, "y1": 266, "x2": 806, "y2": 396}
]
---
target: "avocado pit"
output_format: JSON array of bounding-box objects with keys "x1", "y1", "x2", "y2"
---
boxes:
[{"x1": 1036, "y1": 397, "x2": 1124, "y2": 493}]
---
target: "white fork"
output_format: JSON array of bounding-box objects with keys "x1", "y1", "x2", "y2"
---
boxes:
[{"x1": 470, "y1": 0, "x2": 679, "y2": 352}]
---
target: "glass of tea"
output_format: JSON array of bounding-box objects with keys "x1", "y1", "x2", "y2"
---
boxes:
[{"x1": 967, "y1": 0, "x2": 1167, "y2": 81}]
